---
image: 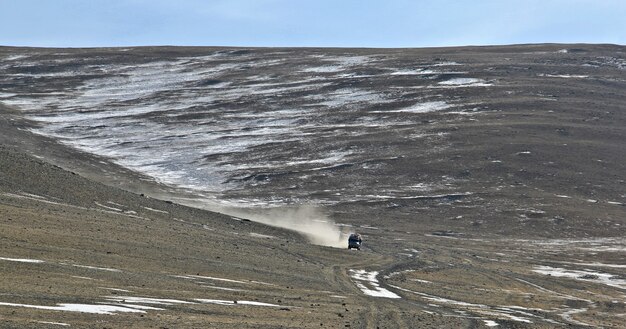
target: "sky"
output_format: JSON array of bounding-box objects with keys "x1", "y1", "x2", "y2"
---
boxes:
[{"x1": 1, "y1": 0, "x2": 625, "y2": 48}]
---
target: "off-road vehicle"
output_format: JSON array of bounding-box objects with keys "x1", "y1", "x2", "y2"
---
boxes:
[{"x1": 348, "y1": 233, "x2": 362, "y2": 250}]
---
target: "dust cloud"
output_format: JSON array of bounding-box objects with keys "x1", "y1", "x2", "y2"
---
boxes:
[
  {"x1": 168, "y1": 195, "x2": 351, "y2": 248},
  {"x1": 228, "y1": 205, "x2": 351, "y2": 248}
]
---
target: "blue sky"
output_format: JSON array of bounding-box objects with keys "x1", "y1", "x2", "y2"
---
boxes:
[{"x1": 1, "y1": 0, "x2": 625, "y2": 48}]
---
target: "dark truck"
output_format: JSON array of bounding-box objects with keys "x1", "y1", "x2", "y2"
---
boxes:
[{"x1": 348, "y1": 233, "x2": 362, "y2": 250}]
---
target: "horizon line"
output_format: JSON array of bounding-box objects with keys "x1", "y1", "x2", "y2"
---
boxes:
[{"x1": 2, "y1": 42, "x2": 624, "y2": 50}]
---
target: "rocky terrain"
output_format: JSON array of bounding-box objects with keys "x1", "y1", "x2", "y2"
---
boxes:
[{"x1": 1, "y1": 44, "x2": 625, "y2": 328}]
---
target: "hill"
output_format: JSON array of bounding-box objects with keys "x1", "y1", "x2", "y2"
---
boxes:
[{"x1": 1, "y1": 44, "x2": 625, "y2": 328}]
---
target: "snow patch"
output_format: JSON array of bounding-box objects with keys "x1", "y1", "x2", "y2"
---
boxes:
[
  {"x1": 99, "y1": 287, "x2": 132, "y2": 292},
  {"x1": 188, "y1": 275, "x2": 249, "y2": 284},
  {"x1": 0, "y1": 257, "x2": 45, "y2": 263},
  {"x1": 249, "y1": 232, "x2": 276, "y2": 239},
  {"x1": 62, "y1": 263, "x2": 122, "y2": 272},
  {"x1": 94, "y1": 201, "x2": 122, "y2": 212},
  {"x1": 70, "y1": 276, "x2": 95, "y2": 280},
  {"x1": 390, "y1": 69, "x2": 439, "y2": 75},
  {"x1": 112, "y1": 303, "x2": 164, "y2": 311},
  {"x1": 349, "y1": 270, "x2": 401, "y2": 299},
  {"x1": 36, "y1": 321, "x2": 70, "y2": 327},
  {"x1": 142, "y1": 206, "x2": 169, "y2": 214},
  {"x1": 389, "y1": 285, "x2": 535, "y2": 323},
  {"x1": 437, "y1": 78, "x2": 492, "y2": 87},
  {"x1": 201, "y1": 285, "x2": 244, "y2": 292},
  {"x1": 301, "y1": 66, "x2": 343, "y2": 73},
  {"x1": 195, "y1": 299, "x2": 280, "y2": 307},
  {"x1": 532, "y1": 265, "x2": 626, "y2": 289},
  {"x1": 433, "y1": 61, "x2": 461, "y2": 66},
  {"x1": 561, "y1": 262, "x2": 626, "y2": 269},
  {"x1": 105, "y1": 296, "x2": 194, "y2": 305},
  {"x1": 0, "y1": 302, "x2": 144, "y2": 314},
  {"x1": 539, "y1": 74, "x2": 588, "y2": 79},
  {"x1": 384, "y1": 101, "x2": 451, "y2": 114},
  {"x1": 173, "y1": 274, "x2": 275, "y2": 286},
  {"x1": 411, "y1": 279, "x2": 432, "y2": 284},
  {"x1": 4, "y1": 54, "x2": 29, "y2": 61}
]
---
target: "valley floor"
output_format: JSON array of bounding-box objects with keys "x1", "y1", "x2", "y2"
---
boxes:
[{"x1": 2, "y1": 106, "x2": 625, "y2": 329}]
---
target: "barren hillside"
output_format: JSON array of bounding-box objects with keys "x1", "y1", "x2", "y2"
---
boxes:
[{"x1": 1, "y1": 44, "x2": 625, "y2": 328}]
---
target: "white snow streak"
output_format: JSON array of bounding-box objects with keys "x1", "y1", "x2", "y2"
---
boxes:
[
  {"x1": 349, "y1": 270, "x2": 401, "y2": 299},
  {"x1": 0, "y1": 302, "x2": 144, "y2": 314},
  {"x1": 0, "y1": 257, "x2": 45, "y2": 263}
]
